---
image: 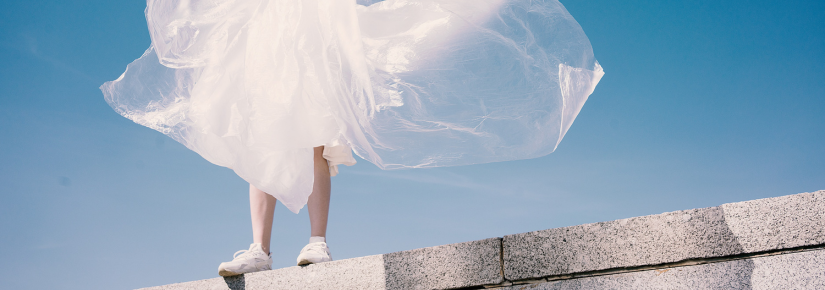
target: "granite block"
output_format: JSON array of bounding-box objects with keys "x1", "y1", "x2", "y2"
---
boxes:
[
  {"x1": 501, "y1": 249, "x2": 825, "y2": 290},
  {"x1": 139, "y1": 238, "x2": 503, "y2": 290},
  {"x1": 503, "y1": 190, "x2": 825, "y2": 280},
  {"x1": 138, "y1": 277, "x2": 236, "y2": 290},
  {"x1": 244, "y1": 254, "x2": 386, "y2": 290},
  {"x1": 721, "y1": 191, "x2": 825, "y2": 252},
  {"x1": 138, "y1": 255, "x2": 386, "y2": 290},
  {"x1": 383, "y1": 237, "x2": 503, "y2": 290},
  {"x1": 139, "y1": 190, "x2": 825, "y2": 290}
]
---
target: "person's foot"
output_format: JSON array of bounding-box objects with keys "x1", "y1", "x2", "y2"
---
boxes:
[
  {"x1": 296, "y1": 242, "x2": 332, "y2": 266},
  {"x1": 218, "y1": 243, "x2": 272, "y2": 276}
]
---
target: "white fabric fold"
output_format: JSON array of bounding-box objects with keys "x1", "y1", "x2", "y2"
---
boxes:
[{"x1": 102, "y1": 0, "x2": 603, "y2": 213}]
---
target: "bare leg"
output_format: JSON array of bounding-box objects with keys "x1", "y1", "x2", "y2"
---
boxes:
[
  {"x1": 250, "y1": 184, "x2": 277, "y2": 254},
  {"x1": 249, "y1": 146, "x2": 329, "y2": 255},
  {"x1": 308, "y1": 146, "x2": 331, "y2": 238}
]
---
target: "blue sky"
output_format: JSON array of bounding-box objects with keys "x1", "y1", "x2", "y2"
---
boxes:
[{"x1": 1, "y1": 0, "x2": 823, "y2": 289}]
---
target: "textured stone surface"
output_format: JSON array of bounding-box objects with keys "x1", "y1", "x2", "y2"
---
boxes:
[
  {"x1": 139, "y1": 190, "x2": 825, "y2": 290},
  {"x1": 721, "y1": 191, "x2": 825, "y2": 252},
  {"x1": 245, "y1": 254, "x2": 386, "y2": 290},
  {"x1": 138, "y1": 277, "x2": 236, "y2": 290},
  {"x1": 138, "y1": 255, "x2": 386, "y2": 290},
  {"x1": 138, "y1": 238, "x2": 502, "y2": 290},
  {"x1": 503, "y1": 190, "x2": 825, "y2": 280},
  {"x1": 501, "y1": 249, "x2": 825, "y2": 290},
  {"x1": 383, "y1": 238, "x2": 503, "y2": 290}
]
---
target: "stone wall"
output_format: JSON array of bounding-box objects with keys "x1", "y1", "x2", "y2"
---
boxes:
[{"x1": 140, "y1": 190, "x2": 825, "y2": 290}]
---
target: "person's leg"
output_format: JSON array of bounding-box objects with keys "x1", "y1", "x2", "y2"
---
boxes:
[
  {"x1": 308, "y1": 146, "x2": 331, "y2": 238},
  {"x1": 218, "y1": 184, "x2": 275, "y2": 276},
  {"x1": 296, "y1": 146, "x2": 333, "y2": 266},
  {"x1": 250, "y1": 184, "x2": 277, "y2": 254}
]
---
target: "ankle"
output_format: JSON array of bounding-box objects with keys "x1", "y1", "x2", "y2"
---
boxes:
[
  {"x1": 259, "y1": 244, "x2": 270, "y2": 254},
  {"x1": 309, "y1": 236, "x2": 325, "y2": 243}
]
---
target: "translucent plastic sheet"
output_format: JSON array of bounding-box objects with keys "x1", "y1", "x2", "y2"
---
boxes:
[{"x1": 101, "y1": 0, "x2": 603, "y2": 212}]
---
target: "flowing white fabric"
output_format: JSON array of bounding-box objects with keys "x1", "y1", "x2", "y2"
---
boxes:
[{"x1": 101, "y1": 0, "x2": 604, "y2": 213}]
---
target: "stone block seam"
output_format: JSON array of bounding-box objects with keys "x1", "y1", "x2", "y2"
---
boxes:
[{"x1": 137, "y1": 190, "x2": 825, "y2": 290}]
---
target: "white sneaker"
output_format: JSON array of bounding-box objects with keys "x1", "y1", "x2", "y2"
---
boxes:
[
  {"x1": 218, "y1": 243, "x2": 272, "y2": 277},
  {"x1": 296, "y1": 242, "x2": 332, "y2": 266}
]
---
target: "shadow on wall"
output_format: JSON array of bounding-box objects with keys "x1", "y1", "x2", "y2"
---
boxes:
[
  {"x1": 563, "y1": 206, "x2": 757, "y2": 289},
  {"x1": 214, "y1": 207, "x2": 761, "y2": 289},
  {"x1": 502, "y1": 203, "x2": 760, "y2": 289},
  {"x1": 224, "y1": 275, "x2": 245, "y2": 290},
  {"x1": 677, "y1": 206, "x2": 756, "y2": 289}
]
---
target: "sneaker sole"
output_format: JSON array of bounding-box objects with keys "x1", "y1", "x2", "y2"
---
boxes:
[
  {"x1": 297, "y1": 258, "x2": 332, "y2": 266},
  {"x1": 219, "y1": 269, "x2": 241, "y2": 277}
]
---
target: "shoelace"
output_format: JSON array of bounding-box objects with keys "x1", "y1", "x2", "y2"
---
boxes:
[
  {"x1": 232, "y1": 248, "x2": 266, "y2": 261},
  {"x1": 232, "y1": 249, "x2": 252, "y2": 261},
  {"x1": 301, "y1": 242, "x2": 330, "y2": 256}
]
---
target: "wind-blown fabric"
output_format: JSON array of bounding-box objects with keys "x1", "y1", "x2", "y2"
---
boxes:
[{"x1": 101, "y1": 0, "x2": 604, "y2": 213}]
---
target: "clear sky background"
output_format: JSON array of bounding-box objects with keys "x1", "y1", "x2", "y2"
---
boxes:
[{"x1": 1, "y1": 0, "x2": 823, "y2": 289}]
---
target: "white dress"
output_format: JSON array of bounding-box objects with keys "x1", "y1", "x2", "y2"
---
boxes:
[{"x1": 101, "y1": 0, "x2": 604, "y2": 213}]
